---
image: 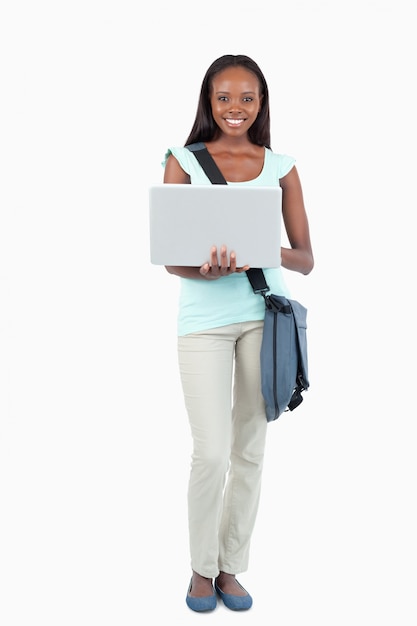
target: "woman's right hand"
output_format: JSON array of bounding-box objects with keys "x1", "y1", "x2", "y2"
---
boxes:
[
  {"x1": 165, "y1": 245, "x2": 249, "y2": 280},
  {"x1": 199, "y1": 245, "x2": 250, "y2": 279}
]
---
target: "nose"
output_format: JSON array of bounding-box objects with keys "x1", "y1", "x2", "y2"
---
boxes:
[{"x1": 228, "y1": 99, "x2": 242, "y2": 112}]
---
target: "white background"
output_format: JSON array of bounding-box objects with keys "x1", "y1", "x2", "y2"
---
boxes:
[{"x1": 1, "y1": 1, "x2": 416, "y2": 624}]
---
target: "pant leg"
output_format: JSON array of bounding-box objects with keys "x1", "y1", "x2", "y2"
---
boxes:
[
  {"x1": 218, "y1": 320, "x2": 268, "y2": 574},
  {"x1": 178, "y1": 325, "x2": 237, "y2": 578},
  {"x1": 178, "y1": 321, "x2": 267, "y2": 578}
]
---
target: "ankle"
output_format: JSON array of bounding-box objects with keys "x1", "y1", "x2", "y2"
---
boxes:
[
  {"x1": 189, "y1": 571, "x2": 214, "y2": 598},
  {"x1": 215, "y1": 572, "x2": 248, "y2": 597},
  {"x1": 193, "y1": 571, "x2": 212, "y2": 583},
  {"x1": 216, "y1": 571, "x2": 234, "y2": 585}
]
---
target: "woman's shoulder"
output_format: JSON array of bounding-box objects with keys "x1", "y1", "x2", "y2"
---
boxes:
[
  {"x1": 265, "y1": 148, "x2": 296, "y2": 179},
  {"x1": 162, "y1": 145, "x2": 214, "y2": 184},
  {"x1": 162, "y1": 146, "x2": 191, "y2": 169}
]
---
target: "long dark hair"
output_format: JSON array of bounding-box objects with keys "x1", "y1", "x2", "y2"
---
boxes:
[{"x1": 185, "y1": 54, "x2": 271, "y2": 149}]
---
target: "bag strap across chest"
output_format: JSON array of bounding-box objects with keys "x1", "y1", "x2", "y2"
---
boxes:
[{"x1": 186, "y1": 143, "x2": 271, "y2": 296}]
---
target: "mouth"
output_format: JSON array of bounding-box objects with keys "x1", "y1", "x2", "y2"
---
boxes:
[{"x1": 225, "y1": 118, "x2": 245, "y2": 126}]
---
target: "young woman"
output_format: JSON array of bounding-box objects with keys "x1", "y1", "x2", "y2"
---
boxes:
[{"x1": 162, "y1": 54, "x2": 314, "y2": 612}]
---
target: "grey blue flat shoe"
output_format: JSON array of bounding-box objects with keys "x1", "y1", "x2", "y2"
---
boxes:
[
  {"x1": 214, "y1": 579, "x2": 253, "y2": 611},
  {"x1": 186, "y1": 579, "x2": 217, "y2": 612}
]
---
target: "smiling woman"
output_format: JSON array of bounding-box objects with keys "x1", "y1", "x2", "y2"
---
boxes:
[
  {"x1": 161, "y1": 54, "x2": 314, "y2": 613},
  {"x1": 210, "y1": 67, "x2": 262, "y2": 129},
  {"x1": 207, "y1": 66, "x2": 265, "y2": 182}
]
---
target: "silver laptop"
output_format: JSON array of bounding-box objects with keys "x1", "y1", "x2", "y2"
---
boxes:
[{"x1": 149, "y1": 184, "x2": 282, "y2": 267}]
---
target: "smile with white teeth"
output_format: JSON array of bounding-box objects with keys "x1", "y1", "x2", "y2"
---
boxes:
[{"x1": 226, "y1": 118, "x2": 244, "y2": 125}]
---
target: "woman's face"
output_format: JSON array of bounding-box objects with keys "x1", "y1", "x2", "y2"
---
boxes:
[{"x1": 209, "y1": 66, "x2": 263, "y2": 137}]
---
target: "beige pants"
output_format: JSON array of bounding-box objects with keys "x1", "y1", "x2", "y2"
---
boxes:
[{"x1": 178, "y1": 320, "x2": 268, "y2": 578}]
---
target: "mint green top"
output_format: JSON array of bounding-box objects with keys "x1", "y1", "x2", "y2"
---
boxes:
[{"x1": 162, "y1": 146, "x2": 295, "y2": 336}]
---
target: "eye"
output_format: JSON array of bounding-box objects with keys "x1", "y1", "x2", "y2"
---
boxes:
[
  {"x1": 218, "y1": 96, "x2": 229, "y2": 102},
  {"x1": 242, "y1": 97, "x2": 254, "y2": 102}
]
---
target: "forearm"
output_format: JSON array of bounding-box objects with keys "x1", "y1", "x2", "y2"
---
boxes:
[
  {"x1": 280, "y1": 247, "x2": 314, "y2": 275},
  {"x1": 165, "y1": 265, "x2": 206, "y2": 279}
]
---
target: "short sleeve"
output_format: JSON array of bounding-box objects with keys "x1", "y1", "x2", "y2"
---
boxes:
[
  {"x1": 267, "y1": 150, "x2": 296, "y2": 179},
  {"x1": 161, "y1": 147, "x2": 192, "y2": 174},
  {"x1": 161, "y1": 146, "x2": 213, "y2": 184}
]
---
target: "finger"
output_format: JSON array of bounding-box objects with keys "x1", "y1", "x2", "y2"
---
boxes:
[
  {"x1": 229, "y1": 251, "x2": 237, "y2": 271},
  {"x1": 210, "y1": 245, "x2": 219, "y2": 268},
  {"x1": 220, "y1": 245, "x2": 228, "y2": 271}
]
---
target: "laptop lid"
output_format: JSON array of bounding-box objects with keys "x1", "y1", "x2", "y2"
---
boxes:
[{"x1": 149, "y1": 184, "x2": 282, "y2": 267}]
